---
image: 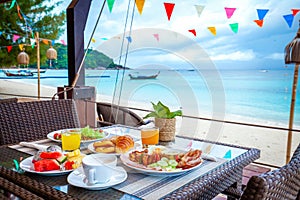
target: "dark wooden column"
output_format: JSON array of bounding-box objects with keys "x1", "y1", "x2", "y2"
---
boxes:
[{"x1": 66, "y1": 0, "x2": 92, "y2": 86}]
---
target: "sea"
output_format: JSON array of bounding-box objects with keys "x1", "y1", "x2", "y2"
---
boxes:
[{"x1": 0, "y1": 68, "x2": 299, "y2": 129}]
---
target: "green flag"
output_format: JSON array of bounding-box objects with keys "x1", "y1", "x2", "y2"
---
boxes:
[
  {"x1": 229, "y1": 23, "x2": 239, "y2": 33},
  {"x1": 107, "y1": 0, "x2": 115, "y2": 13}
]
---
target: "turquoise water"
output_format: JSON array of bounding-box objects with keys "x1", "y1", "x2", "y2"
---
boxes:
[{"x1": 0, "y1": 68, "x2": 299, "y2": 128}]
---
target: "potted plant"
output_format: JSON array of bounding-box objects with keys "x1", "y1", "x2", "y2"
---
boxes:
[{"x1": 143, "y1": 101, "x2": 182, "y2": 141}]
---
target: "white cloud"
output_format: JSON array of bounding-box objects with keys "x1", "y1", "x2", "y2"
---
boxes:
[
  {"x1": 265, "y1": 53, "x2": 284, "y2": 60},
  {"x1": 211, "y1": 50, "x2": 256, "y2": 61}
]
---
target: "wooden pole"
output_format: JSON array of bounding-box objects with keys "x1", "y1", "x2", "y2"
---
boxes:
[
  {"x1": 286, "y1": 64, "x2": 299, "y2": 163},
  {"x1": 36, "y1": 32, "x2": 40, "y2": 100}
]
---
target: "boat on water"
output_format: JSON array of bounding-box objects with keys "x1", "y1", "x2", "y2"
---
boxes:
[
  {"x1": 2, "y1": 69, "x2": 46, "y2": 77},
  {"x1": 3, "y1": 69, "x2": 34, "y2": 77},
  {"x1": 128, "y1": 71, "x2": 160, "y2": 80}
]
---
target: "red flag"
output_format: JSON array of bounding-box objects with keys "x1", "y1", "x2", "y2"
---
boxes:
[
  {"x1": 7, "y1": 46, "x2": 13, "y2": 53},
  {"x1": 254, "y1": 19, "x2": 264, "y2": 27},
  {"x1": 188, "y1": 29, "x2": 196, "y2": 37},
  {"x1": 291, "y1": 9, "x2": 300, "y2": 16},
  {"x1": 164, "y1": 2, "x2": 175, "y2": 21},
  {"x1": 17, "y1": 5, "x2": 22, "y2": 19},
  {"x1": 153, "y1": 34, "x2": 159, "y2": 41}
]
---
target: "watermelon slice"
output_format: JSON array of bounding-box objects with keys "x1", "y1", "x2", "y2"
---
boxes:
[
  {"x1": 34, "y1": 159, "x2": 61, "y2": 172},
  {"x1": 39, "y1": 151, "x2": 62, "y2": 159}
]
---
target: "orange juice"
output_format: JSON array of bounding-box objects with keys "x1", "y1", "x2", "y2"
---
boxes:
[
  {"x1": 141, "y1": 127, "x2": 159, "y2": 147},
  {"x1": 61, "y1": 131, "x2": 81, "y2": 151}
]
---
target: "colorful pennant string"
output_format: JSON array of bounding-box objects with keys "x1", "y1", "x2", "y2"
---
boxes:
[
  {"x1": 224, "y1": 7, "x2": 236, "y2": 19},
  {"x1": 188, "y1": 29, "x2": 196, "y2": 37},
  {"x1": 7, "y1": 46, "x2": 13, "y2": 53},
  {"x1": 283, "y1": 14, "x2": 294, "y2": 28},
  {"x1": 126, "y1": 36, "x2": 132, "y2": 43},
  {"x1": 194, "y1": 5, "x2": 205, "y2": 18},
  {"x1": 5, "y1": 0, "x2": 16, "y2": 10},
  {"x1": 135, "y1": 0, "x2": 145, "y2": 15},
  {"x1": 18, "y1": 44, "x2": 24, "y2": 51},
  {"x1": 257, "y1": 9, "x2": 269, "y2": 20},
  {"x1": 164, "y1": 2, "x2": 175, "y2": 21}
]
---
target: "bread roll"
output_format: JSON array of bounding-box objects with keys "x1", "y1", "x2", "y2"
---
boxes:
[
  {"x1": 95, "y1": 146, "x2": 115, "y2": 153},
  {"x1": 93, "y1": 140, "x2": 114, "y2": 148},
  {"x1": 115, "y1": 135, "x2": 134, "y2": 153}
]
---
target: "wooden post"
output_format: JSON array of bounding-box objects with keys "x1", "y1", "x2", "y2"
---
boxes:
[
  {"x1": 35, "y1": 32, "x2": 41, "y2": 100},
  {"x1": 286, "y1": 64, "x2": 299, "y2": 163}
]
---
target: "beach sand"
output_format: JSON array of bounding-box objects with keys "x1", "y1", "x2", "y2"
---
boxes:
[{"x1": 1, "y1": 79, "x2": 299, "y2": 167}]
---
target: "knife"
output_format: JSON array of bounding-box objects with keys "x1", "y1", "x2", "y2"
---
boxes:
[{"x1": 19, "y1": 142, "x2": 48, "y2": 151}]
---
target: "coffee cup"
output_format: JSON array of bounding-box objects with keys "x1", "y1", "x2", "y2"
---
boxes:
[{"x1": 82, "y1": 154, "x2": 117, "y2": 185}]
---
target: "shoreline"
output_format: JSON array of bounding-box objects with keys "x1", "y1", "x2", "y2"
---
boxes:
[{"x1": 0, "y1": 79, "x2": 299, "y2": 166}]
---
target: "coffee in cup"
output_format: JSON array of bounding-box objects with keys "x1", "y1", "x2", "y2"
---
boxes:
[{"x1": 82, "y1": 154, "x2": 117, "y2": 185}]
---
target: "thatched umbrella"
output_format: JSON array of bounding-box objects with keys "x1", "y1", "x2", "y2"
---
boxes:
[{"x1": 284, "y1": 20, "x2": 300, "y2": 163}]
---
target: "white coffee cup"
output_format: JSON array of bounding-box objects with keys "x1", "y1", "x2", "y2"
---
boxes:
[{"x1": 82, "y1": 154, "x2": 117, "y2": 185}]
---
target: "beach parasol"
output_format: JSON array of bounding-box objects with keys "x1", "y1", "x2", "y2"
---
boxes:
[{"x1": 284, "y1": 20, "x2": 300, "y2": 163}]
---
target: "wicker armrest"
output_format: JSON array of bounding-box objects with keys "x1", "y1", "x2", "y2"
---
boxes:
[
  {"x1": 222, "y1": 186, "x2": 243, "y2": 199},
  {"x1": 0, "y1": 176, "x2": 43, "y2": 200},
  {"x1": 0, "y1": 166, "x2": 78, "y2": 200}
]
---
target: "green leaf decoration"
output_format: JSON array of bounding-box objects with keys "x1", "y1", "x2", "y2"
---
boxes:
[{"x1": 143, "y1": 101, "x2": 182, "y2": 119}]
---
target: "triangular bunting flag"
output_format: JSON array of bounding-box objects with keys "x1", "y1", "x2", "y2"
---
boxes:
[
  {"x1": 135, "y1": 0, "x2": 145, "y2": 15},
  {"x1": 283, "y1": 14, "x2": 294, "y2": 28},
  {"x1": 224, "y1": 7, "x2": 236, "y2": 19},
  {"x1": 126, "y1": 36, "x2": 132, "y2": 43},
  {"x1": 291, "y1": 9, "x2": 300, "y2": 16},
  {"x1": 0, "y1": 31, "x2": 2, "y2": 36},
  {"x1": 223, "y1": 150, "x2": 232, "y2": 159},
  {"x1": 257, "y1": 9, "x2": 269, "y2": 20},
  {"x1": 13, "y1": 34, "x2": 20, "y2": 42},
  {"x1": 22, "y1": 37, "x2": 26, "y2": 43},
  {"x1": 164, "y1": 2, "x2": 175, "y2": 21},
  {"x1": 107, "y1": 0, "x2": 115, "y2": 13},
  {"x1": 91, "y1": 38, "x2": 96, "y2": 43},
  {"x1": 19, "y1": 44, "x2": 24, "y2": 51},
  {"x1": 42, "y1": 39, "x2": 49, "y2": 45},
  {"x1": 52, "y1": 40, "x2": 55, "y2": 46},
  {"x1": 61, "y1": 40, "x2": 66, "y2": 45},
  {"x1": 7, "y1": 46, "x2": 13, "y2": 53},
  {"x1": 7, "y1": 34, "x2": 11, "y2": 40},
  {"x1": 153, "y1": 34, "x2": 159, "y2": 41},
  {"x1": 229, "y1": 23, "x2": 239, "y2": 33},
  {"x1": 194, "y1": 5, "x2": 204, "y2": 18},
  {"x1": 188, "y1": 29, "x2": 196, "y2": 37},
  {"x1": 6, "y1": 0, "x2": 16, "y2": 10},
  {"x1": 30, "y1": 38, "x2": 35, "y2": 48},
  {"x1": 254, "y1": 19, "x2": 264, "y2": 27},
  {"x1": 101, "y1": 38, "x2": 108, "y2": 40},
  {"x1": 17, "y1": 5, "x2": 22, "y2": 20},
  {"x1": 207, "y1": 27, "x2": 216, "y2": 36}
]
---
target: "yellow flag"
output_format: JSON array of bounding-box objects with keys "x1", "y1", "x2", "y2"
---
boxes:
[
  {"x1": 19, "y1": 44, "x2": 24, "y2": 51},
  {"x1": 135, "y1": 0, "x2": 145, "y2": 15},
  {"x1": 42, "y1": 39, "x2": 49, "y2": 45},
  {"x1": 92, "y1": 38, "x2": 96, "y2": 43},
  {"x1": 207, "y1": 27, "x2": 217, "y2": 36}
]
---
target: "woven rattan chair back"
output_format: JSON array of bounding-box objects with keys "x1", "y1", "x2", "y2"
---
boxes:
[
  {"x1": 240, "y1": 157, "x2": 300, "y2": 200},
  {"x1": 0, "y1": 97, "x2": 18, "y2": 104},
  {"x1": 97, "y1": 102, "x2": 145, "y2": 127},
  {"x1": 291, "y1": 142, "x2": 300, "y2": 161},
  {"x1": 0, "y1": 99, "x2": 80, "y2": 145}
]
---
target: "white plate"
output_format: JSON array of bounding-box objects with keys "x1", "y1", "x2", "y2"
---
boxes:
[
  {"x1": 47, "y1": 128, "x2": 110, "y2": 143},
  {"x1": 20, "y1": 156, "x2": 73, "y2": 176},
  {"x1": 67, "y1": 167, "x2": 127, "y2": 190},
  {"x1": 119, "y1": 148, "x2": 203, "y2": 176},
  {"x1": 87, "y1": 142, "x2": 141, "y2": 156}
]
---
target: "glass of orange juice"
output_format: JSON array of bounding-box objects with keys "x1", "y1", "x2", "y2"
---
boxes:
[
  {"x1": 141, "y1": 127, "x2": 159, "y2": 148},
  {"x1": 61, "y1": 130, "x2": 81, "y2": 151}
]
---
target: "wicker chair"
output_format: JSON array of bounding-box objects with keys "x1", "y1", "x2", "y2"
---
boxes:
[
  {"x1": 240, "y1": 156, "x2": 300, "y2": 200},
  {"x1": 97, "y1": 102, "x2": 147, "y2": 127},
  {"x1": 0, "y1": 176, "x2": 43, "y2": 200},
  {"x1": 0, "y1": 97, "x2": 18, "y2": 103},
  {"x1": 0, "y1": 99, "x2": 80, "y2": 145}
]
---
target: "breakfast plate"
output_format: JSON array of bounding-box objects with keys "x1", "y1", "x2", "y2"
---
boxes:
[
  {"x1": 47, "y1": 128, "x2": 110, "y2": 143},
  {"x1": 67, "y1": 167, "x2": 127, "y2": 190},
  {"x1": 119, "y1": 147, "x2": 203, "y2": 176},
  {"x1": 20, "y1": 156, "x2": 73, "y2": 176}
]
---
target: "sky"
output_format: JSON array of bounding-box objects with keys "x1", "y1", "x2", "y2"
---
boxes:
[{"x1": 59, "y1": 0, "x2": 300, "y2": 70}]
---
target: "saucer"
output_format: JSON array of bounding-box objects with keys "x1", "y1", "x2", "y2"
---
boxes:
[{"x1": 67, "y1": 167, "x2": 127, "y2": 190}]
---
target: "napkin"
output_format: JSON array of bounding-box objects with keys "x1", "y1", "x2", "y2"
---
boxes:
[
  {"x1": 201, "y1": 153, "x2": 217, "y2": 162},
  {"x1": 19, "y1": 142, "x2": 48, "y2": 151}
]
